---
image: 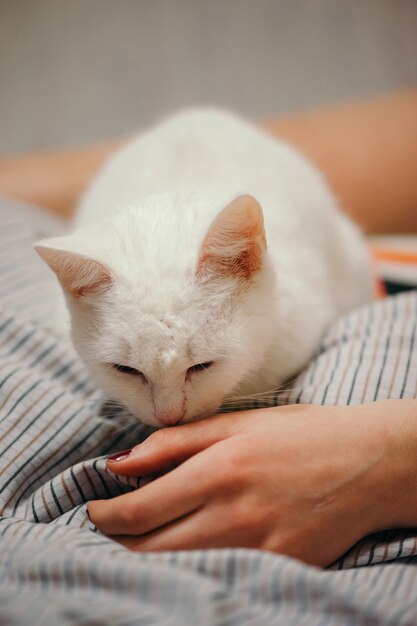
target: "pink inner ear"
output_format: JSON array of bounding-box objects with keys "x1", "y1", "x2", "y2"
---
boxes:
[
  {"x1": 62, "y1": 257, "x2": 113, "y2": 298},
  {"x1": 196, "y1": 195, "x2": 267, "y2": 281},
  {"x1": 35, "y1": 246, "x2": 113, "y2": 299}
]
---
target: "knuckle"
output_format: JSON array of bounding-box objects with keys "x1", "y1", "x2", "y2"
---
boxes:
[
  {"x1": 143, "y1": 429, "x2": 172, "y2": 452},
  {"x1": 118, "y1": 499, "x2": 142, "y2": 529},
  {"x1": 227, "y1": 502, "x2": 253, "y2": 532},
  {"x1": 219, "y1": 435, "x2": 256, "y2": 476},
  {"x1": 261, "y1": 532, "x2": 290, "y2": 555},
  {"x1": 145, "y1": 430, "x2": 165, "y2": 446},
  {"x1": 225, "y1": 497, "x2": 267, "y2": 536}
]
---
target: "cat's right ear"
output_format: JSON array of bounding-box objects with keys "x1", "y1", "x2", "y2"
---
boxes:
[
  {"x1": 196, "y1": 194, "x2": 267, "y2": 282},
  {"x1": 34, "y1": 240, "x2": 113, "y2": 299}
]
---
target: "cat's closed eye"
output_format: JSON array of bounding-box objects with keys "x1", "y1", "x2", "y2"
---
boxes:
[
  {"x1": 113, "y1": 363, "x2": 148, "y2": 383},
  {"x1": 187, "y1": 361, "x2": 214, "y2": 379}
]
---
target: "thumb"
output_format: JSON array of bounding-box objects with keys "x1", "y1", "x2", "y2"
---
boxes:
[{"x1": 106, "y1": 411, "x2": 240, "y2": 476}]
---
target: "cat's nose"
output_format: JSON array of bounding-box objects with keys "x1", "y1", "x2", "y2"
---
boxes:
[{"x1": 157, "y1": 411, "x2": 184, "y2": 426}]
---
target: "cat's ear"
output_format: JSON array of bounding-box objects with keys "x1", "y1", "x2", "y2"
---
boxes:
[
  {"x1": 197, "y1": 195, "x2": 267, "y2": 281},
  {"x1": 34, "y1": 240, "x2": 113, "y2": 299}
]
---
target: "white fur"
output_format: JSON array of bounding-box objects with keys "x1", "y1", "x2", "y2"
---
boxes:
[{"x1": 36, "y1": 109, "x2": 373, "y2": 427}]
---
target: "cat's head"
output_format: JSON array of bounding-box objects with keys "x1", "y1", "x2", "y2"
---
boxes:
[{"x1": 35, "y1": 194, "x2": 275, "y2": 428}]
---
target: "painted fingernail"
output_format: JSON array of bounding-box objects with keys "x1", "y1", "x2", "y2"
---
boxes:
[{"x1": 107, "y1": 448, "x2": 132, "y2": 462}]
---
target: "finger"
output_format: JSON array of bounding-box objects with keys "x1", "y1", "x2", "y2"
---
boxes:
[
  {"x1": 112, "y1": 511, "x2": 214, "y2": 552},
  {"x1": 112, "y1": 504, "x2": 261, "y2": 552},
  {"x1": 107, "y1": 410, "x2": 250, "y2": 476},
  {"x1": 89, "y1": 448, "x2": 217, "y2": 536}
]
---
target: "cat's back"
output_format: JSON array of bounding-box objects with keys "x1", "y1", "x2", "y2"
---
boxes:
[
  {"x1": 77, "y1": 108, "x2": 329, "y2": 226},
  {"x1": 72, "y1": 108, "x2": 372, "y2": 381},
  {"x1": 77, "y1": 108, "x2": 372, "y2": 314}
]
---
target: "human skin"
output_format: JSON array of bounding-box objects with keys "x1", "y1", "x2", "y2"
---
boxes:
[
  {"x1": 88, "y1": 399, "x2": 417, "y2": 567},
  {"x1": 0, "y1": 90, "x2": 416, "y2": 233}
]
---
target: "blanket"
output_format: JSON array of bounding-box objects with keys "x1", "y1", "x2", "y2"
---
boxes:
[{"x1": 0, "y1": 198, "x2": 416, "y2": 625}]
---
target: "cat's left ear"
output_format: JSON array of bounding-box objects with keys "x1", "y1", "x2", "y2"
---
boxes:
[
  {"x1": 197, "y1": 194, "x2": 267, "y2": 281},
  {"x1": 34, "y1": 239, "x2": 113, "y2": 299}
]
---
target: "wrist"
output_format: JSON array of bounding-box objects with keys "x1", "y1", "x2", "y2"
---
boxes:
[{"x1": 356, "y1": 399, "x2": 417, "y2": 532}]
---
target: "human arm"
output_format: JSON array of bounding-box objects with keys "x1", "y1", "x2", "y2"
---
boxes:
[
  {"x1": 0, "y1": 139, "x2": 122, "y2": 219},
  {"x1": 0, "y1": 90, "x2": 416, "y2": 232},
  {"x1": 88, "y1": 399, "x2": 417, "y2": 567},
  {"x1": 263, "y1": 90, "x2": 417, "y2": 234}
]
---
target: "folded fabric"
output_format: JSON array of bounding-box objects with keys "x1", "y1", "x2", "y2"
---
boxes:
[{"x1": 0, "y1": 198, "x2": 416, "y2": 626}]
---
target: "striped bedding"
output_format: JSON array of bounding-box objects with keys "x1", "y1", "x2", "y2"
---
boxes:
[{"x1": 0, "y1": 198, "x2": 417, "y2": 626}]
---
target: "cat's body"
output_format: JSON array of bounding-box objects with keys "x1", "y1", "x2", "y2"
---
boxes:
[{"x1": 36, "y1": 109, "x2": 372, "y2": 427}]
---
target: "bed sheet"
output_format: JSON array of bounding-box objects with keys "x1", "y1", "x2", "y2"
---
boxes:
[{"x1": 0, "y1": 199, "x2": 417, "y2": 626}]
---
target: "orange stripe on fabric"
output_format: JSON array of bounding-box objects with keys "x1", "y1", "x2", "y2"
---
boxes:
[
  {"x1": 40, "y1": 485, "x2": 54, "y2": 521},
  {"x1": 371, "y1": 248, "x2": 417, "y2": 265},
  {"x1": 60, "y1": 473, "x2": 76, "y2": 509}
]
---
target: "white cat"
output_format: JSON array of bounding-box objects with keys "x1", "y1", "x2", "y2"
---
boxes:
[{"x1": 35, "y1": 109, "x2": 372, "y2": 428}]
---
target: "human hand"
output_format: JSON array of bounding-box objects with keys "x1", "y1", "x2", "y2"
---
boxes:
[{"x1": 88, "y1": 401, "x2": 417, "y2": 567}]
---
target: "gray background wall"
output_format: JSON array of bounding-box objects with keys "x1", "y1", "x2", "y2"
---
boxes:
[{"x1": 0, "y1": 0, "x2": 416, "y2": 155}]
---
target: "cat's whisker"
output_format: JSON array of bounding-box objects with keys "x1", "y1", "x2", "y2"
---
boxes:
[
  {"x1": 223, "y1": 388, "x2": 305, "y2": 402},
  {"x1": 220, "y1": 387, "x2": 306, "y2": 405},
  {"x1": 220, "y1": 400, "x2": 290, "y2": 412},
  {"x1": 227, "y1": 389, "x2": 293, "y2": 401},
  {"x1": 220, "y1": 397, "x2": 300, "y2": 409},
  {"x1": 222, "y1": 382, "x2": 305, "y2": 402},
  {"x1": 220, "y1": 402, "x2": 291, "y2": 410},
  {"x1": 96, "y1": 414, "x2": 152, "y2": 441}
]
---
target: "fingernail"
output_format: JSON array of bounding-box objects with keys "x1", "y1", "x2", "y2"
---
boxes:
[
  {"x1": 107, "y1": 448, "x2": 132, "y2": 462},
  {"x1": 86, "y1": 505, "x2": 98, "y2": 533}
]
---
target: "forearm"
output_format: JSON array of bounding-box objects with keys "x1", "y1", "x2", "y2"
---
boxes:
[
  {"x1": 361, "y1": 398, "x2": 417, "y2": 531},
  {"x1": 0, "y1": 91, "x2": 415, "y2": 231},
  {"x1": 0, "y1": 139, "x2": 122, "y2": 219},
  {"x1": 263, "y1": 90, "x2": 417, "y2": 234}
]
